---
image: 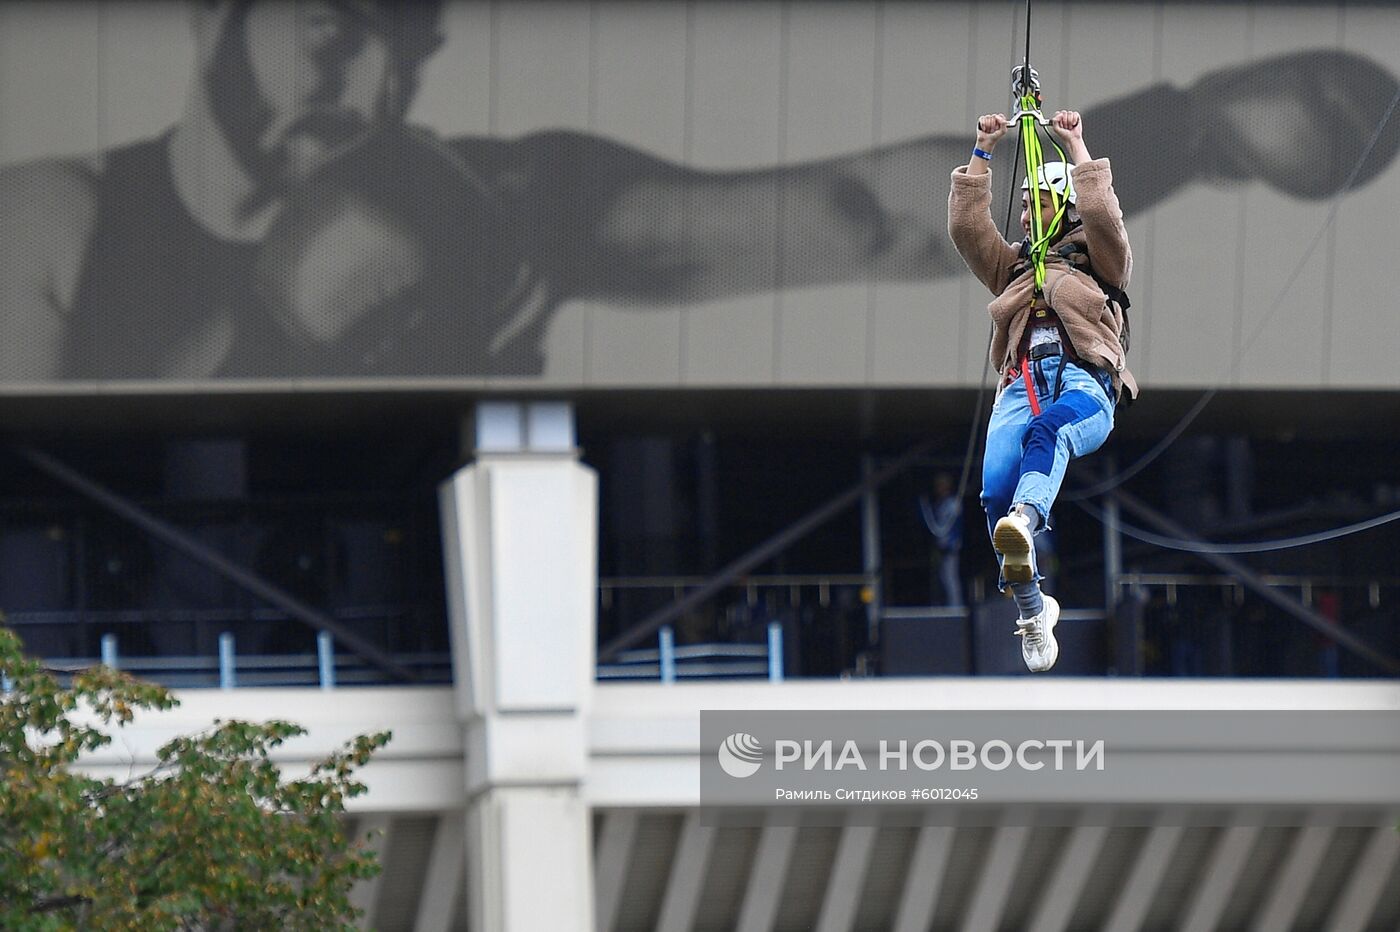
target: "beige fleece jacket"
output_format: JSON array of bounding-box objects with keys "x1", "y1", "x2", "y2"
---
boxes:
[{"x1": 948, "y1": 158, "x2": 1137, "y2": 400}]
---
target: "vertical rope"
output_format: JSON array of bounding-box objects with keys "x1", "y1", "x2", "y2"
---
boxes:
[{"x1": 1023, "y1": 0, "x2": 1032, "y2": 90}]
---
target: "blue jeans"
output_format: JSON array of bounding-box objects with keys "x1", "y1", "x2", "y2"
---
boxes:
[{"x1": 982, "y1": 349, "x2": 1115, "y2": 585}]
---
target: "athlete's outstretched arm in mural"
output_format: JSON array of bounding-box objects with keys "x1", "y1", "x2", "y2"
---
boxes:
[
  {"x1": 268, "y1": 41, "x2": 1400, "y2": 377},
  {"x1": 486, "y1": 48, "x2": 1398, "y2": 306}
]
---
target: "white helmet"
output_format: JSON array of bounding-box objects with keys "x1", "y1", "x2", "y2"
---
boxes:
[{"x1": 1022, "y1": 161, "x2": 1076, "y2": 205}]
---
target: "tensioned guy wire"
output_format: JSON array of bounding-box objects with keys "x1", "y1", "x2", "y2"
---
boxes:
[{"x1": 1077, "y1": 499, "x2": 1400, "y2": 555}]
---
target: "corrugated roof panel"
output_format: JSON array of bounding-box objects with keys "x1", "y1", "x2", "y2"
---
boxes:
[
  {"x1": 329, "y1": 804, "x2": 1396, "y2": 931},
  {"x1": 372, "y1": 814, "x2": 440, "y2": 932},
  {"x1": 1216, "y1": 824, "x2": 1296, "y2": 931},
  {"x1": 997, "y1": 823, "x2": 1070, "y2": 932},
  {"x1": 931, "y1": 821, "x2": 994, "y2": 931},
  {"x1": 1292, "y1": 823, "x2": 1373, "y2": 932},
  {"x1": 1072, "y1": 822, "x2": 1151, "y2": 929},
  {"x1": 614, "y1": 812, "x2": 685, "y2": 932},
  {"x1": 694, "y1": 824, "x2": 761, "y2": 932},
  {"x1": 1366, "y1": 830, "x2": 1400, "y2": 932},
  {"x1": 774, "y1": 824, "x2": 842, "y2": 932},
  {"x1": 853, "y1": 824, "x2": 919, "y2": 932},
  {"x1": 1142, "y1": 825, "x2": 1221, "y2": 931},
  {"x1": 453, "y1": 861, "x2": 470, "y2": 932}
]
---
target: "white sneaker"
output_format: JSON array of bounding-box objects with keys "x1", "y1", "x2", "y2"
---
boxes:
[
  {"x1": 993, "y1": 511, "x2": 1036, "y2": 584},
  {"x1": 1015, "y1": 595, "x2": 1060, "y2": 672}
]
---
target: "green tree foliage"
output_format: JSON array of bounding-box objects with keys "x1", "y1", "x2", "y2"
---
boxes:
[{"x1": 0, "y1": 627, "x2": 392, "y2": 930}]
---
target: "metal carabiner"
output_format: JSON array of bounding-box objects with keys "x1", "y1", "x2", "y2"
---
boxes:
[
  {"x1": 1011, "y1": 64, "x2": 1041, "y2": 98},
  {"x1": 1009, "y1": 64, "x2": 1049, "y2": 125}
]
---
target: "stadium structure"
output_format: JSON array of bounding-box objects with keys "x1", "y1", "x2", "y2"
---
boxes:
[{"x1": 1, "y1": 1, "x2": 1398, "y2": 929}]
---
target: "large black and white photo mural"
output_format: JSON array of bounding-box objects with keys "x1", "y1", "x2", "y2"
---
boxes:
[{"x1": 0, "y1": 1, "x2": 1396, "y2": 389}]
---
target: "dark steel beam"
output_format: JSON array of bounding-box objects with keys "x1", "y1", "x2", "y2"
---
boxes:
[
  {"x1": 597, "y1": 440, "x2": 935, "y2": 663},
  {"x1": 13, "y1": 444, "x2": 418, "y2": 683},
  {"x1": 1106, "y1": 485, "x2": 1400, "y2": 676}
]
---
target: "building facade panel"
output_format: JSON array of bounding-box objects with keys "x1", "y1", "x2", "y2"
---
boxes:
[{"x1": 0, "y1": 1, "x2": 1393, "y2": 391}]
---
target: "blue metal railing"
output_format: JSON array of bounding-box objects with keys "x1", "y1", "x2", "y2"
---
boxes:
[
  {"x1": 47, "y1": 633, "x2": 453, "y2": 690},
  {"x1": 596, "y1": 621, "x2": 785, "y2": 683}
]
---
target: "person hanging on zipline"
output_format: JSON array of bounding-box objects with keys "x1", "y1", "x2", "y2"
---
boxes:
[{"x1": 948, "y1": 107, "x2": 1137, "y2": 672}]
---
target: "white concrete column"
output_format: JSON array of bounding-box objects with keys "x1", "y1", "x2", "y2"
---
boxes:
[{"x1": 439, "y1": 401, "x2": 598, "y2": 932}]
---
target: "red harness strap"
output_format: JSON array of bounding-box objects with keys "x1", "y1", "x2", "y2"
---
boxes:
[{"x1": 1021, "y1": 353, "x2": 1041, "y2": 416}]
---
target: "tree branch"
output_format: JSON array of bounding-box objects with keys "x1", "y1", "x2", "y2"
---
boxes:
[{"x1": 31, "y1": 893, "x2": 90, "y2": 914}]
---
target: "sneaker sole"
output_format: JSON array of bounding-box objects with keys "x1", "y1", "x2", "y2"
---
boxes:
[{"x1": 993, "y1": 518, "x2": 1035, "y2": 584}]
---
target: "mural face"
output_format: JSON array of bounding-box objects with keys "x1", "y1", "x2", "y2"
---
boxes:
[
  {"x1": 0, "y1": 1, "x2": 1395, "y2": 388},
  {"x1": 202, "y1": 2, "x2": 405, "y2": 186}
]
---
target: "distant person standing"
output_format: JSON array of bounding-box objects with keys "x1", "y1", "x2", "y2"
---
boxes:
[
  {"x1": 920, "y1": 472, "x2": 964, "y2": 608},
  {"x1": 1315, "y1": 590, "x2": 1342, "y2": 678}
]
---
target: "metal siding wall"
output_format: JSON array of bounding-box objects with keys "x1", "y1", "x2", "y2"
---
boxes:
[
  {"x1": 1332, "y1": 2, "x2": 1400, "y2": 388},
  {"x1": 1233, "y1": 5, "x2": 1341, "y2": 389},
  {"x1": 492, "y1": 2, "x2": 593, "y2": 386},
  {"x1": 776, "y1": 3, "x2": 879, "y2": 387},
  {"x1": 492, "y1": 1, "x2": 593, "y2": 135},
  {"x1": 0, "y1": 1, "x2": 1395, "y2": 391},
  {"x1": 1067, "y1": 2, "x2": 1161, "y2": 385},
  {"x1": 961, "y1": 2, "x2": 1020, "y2": 385},
  {"x1": 584, "y1": 2, "x2": 689, "y2": 386},
  {"x1": 0, "y1": 3, "x2": 104, "y2": 162},
  {"x1": 99, "y1": 3, "x2": 194, "y2": 153},
  {"x1": 874, "y1": 1, "x2": 972, "y2": 387},
  {"x1": 409, "y1": 1, "x2": 494, "y2": 137},
  {"x1": 1150, "y1": 4, "x2": 1253, "y2": 388},
  {"x1": 680, "y1": 2, "x2": 784, "y2": 386}
]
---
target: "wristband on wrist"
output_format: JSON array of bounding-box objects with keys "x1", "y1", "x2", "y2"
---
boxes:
[{"x1": 972, "y1": 147, "x2": 993, "y2": 161}]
